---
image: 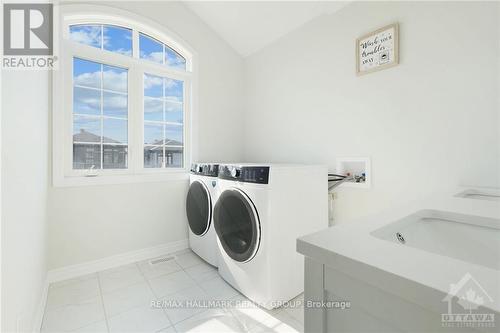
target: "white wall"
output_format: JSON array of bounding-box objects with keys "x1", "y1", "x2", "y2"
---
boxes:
[
  {"x1": 2, "y1": 71, "x2": 50, "y2": 332},
  {"x1": 243, "y1": 1, "x2": 500, "y2": 223},
  {"x1": 48, "y1": 1, "x2": 245, "y2": 270},
  {"x1": 498, "y1": 2, "x2": 500, "y2": 179}
]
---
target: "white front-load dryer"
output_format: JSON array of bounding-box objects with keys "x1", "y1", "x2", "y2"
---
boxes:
[
  {"x1": 214, "y1": 164, "x2": 328, "y2": 309},
  {"x1": 186, "y1": 163, "x2": 220, "y2": 267}
]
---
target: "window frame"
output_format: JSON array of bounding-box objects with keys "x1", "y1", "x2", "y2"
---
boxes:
[
  {"x1": 53, "y1": 4, "x2": 196, "y2": 186},
  {"x1": 71, "y1": 56, "x2": 130, "y2": 171}
]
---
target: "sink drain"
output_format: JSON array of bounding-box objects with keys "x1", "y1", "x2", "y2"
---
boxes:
[{"x1": 396, "y1": 232, "x2": 406, "y2": 244}]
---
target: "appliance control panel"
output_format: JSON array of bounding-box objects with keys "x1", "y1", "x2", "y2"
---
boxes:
[
  {"x1": 190, "y1": 163, "x2": 219, "y2": 177},
  {"x1": 218, "y1": 165, "x2": 270, "y2": 184}
]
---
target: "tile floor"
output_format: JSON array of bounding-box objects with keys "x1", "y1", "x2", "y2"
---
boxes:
[{"x1": 41, "y1": 250, "x2": 304, "y2": 333}]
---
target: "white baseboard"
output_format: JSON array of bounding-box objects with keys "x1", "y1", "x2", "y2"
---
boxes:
[
  {"x1": 32, "y1": 276, "x2": 49, "y2": 333},
  {"x1": 47, "y1": 239, "x2": 189, "y2": 284}
]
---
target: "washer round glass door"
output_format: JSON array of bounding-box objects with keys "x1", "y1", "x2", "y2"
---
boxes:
[
  {"x1": 214, "y1": 188, "x2": 260, "y2": 263},
  {"x1": 186, "y1": 180, "x2": 212, "y2": 236}
]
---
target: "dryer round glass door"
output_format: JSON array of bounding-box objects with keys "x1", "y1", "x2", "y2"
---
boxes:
[
  {"x1": 186, "y1": 180, "x2": 212, "y2": 236},
  {"x1": 214, "y1": 188, "x2": 260, "y2": 263}
]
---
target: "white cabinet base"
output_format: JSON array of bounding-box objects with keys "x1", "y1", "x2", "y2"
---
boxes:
[{"x1": 303, "y1": 257, "x2": 499, "y2": 333}]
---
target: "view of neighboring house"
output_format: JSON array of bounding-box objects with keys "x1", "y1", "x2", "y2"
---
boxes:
[
  {"x1": 73, "y1": 129, "x2": 183, "y2": 169},
  {"x1": 144, "y1": 138, "x2": 184, "y2": 168}
]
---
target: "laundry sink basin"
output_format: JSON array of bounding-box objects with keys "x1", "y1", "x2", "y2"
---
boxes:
[{"x1": 371, "y1": 209, "x2": 500, "y2": 270}]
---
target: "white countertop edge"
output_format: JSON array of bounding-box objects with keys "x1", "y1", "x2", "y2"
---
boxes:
[{"x1": 297, "y1": 193, "x2": 500, "y2": 313}]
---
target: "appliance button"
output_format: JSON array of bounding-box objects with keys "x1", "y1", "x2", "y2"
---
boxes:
[{"x1": 230, "y1": 168, "x2": 240, "y2": 178}]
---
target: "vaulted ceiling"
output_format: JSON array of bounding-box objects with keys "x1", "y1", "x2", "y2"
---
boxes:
[{"x1": 183, "y1": 1, "x2": 348, "y2": 57}]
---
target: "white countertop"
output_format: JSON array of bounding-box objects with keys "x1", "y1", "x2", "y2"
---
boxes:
[{"x1": 297, "y1": 191, "x2": 500, "y2": 313}]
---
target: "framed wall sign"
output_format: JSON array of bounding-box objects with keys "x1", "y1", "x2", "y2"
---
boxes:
[{"x1": 356, "y1": 23, "x2": 399, "y2": 75}]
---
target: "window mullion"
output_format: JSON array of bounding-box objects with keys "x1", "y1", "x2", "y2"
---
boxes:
[
  {"x1": 100, "y1": 24, "x2": 104, "y2": 50},
  {"x1": 162, "y1": 44, "x2": 166, "y2": 66},
  {"x1": 129, "y1": 29, "x2": 144, "y2": 173},
  {"x1": 132, "y1": 29, "x2": 139, "y2": 59},
  {"x1": 162, "y1": 77, "x2": 166, "y2": 169},
  {"x1": 129, "y1": 66, "x2": 142, "y2": 173},
  {"x1": 65, "y1": 46, "x2": 76, "y2": 176},
  {"x1": 100, "y1": 63, "x2": 104, "y2": 170}
]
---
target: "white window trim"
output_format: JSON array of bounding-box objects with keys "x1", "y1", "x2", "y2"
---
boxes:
[{"x1": 53, "y1": 4, "x2": 198, "y2": 187}]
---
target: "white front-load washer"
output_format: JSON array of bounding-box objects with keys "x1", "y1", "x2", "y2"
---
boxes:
[
  {"x1": 213, "y1": 164, "x2": 328, "y2": 309},
  {"x1": 186, "y1": 163, "x2": 220, "y2": 267}
]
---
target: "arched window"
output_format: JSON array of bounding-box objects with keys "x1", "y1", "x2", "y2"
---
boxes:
[{"x1": 53, "y1": 5, "x2": 194, "y2": 186}]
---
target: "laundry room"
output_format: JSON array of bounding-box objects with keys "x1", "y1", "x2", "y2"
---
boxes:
[{"x1": 1, "y1": 1, "x2": 499, "y2": 332}]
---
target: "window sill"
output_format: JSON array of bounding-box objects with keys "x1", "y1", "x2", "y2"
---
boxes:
[{"x1": 53, "y1": 170, "x2": 189, "y2": 188}]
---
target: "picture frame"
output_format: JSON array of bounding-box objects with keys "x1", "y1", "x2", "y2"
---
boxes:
[{"x1": 356, "y1": 23, "x2": 399, "y2": 75}]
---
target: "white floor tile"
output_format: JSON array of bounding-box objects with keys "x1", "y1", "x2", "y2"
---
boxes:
[
  {"x1": 42, "y1": 297, "x2": 105, "y2": 332},
  {"x1": 161, "y1": 285, "x2": 210, "y2": 325},
  {"x1": 248, "y1": 311, "x2": 303, "y2": 333},
  {"x1": 72, "y1": 320, "x2": 108, "y2": 333},
  {"x1": 42, "y1": 254, "x2": 303, "y2": 333},
  {"x1": 174, "y1": 309, "x2": 244, "y2": 333},
  {"x1": 137, "y1": 258, "x2": 182, "y2": 279},
  {"x1": 102, "y1": 281, "x2": 156, "y2": 317},
  {"x1": 99, "y1": 264, "x2": 145, "y2": 293},
  {"x1": 156, "y1": 326, "x2": 176, "y2": 333},
  {"x1": 183, "y1": 262, "x2": 218, "y2": 284},
  {"x1": 282, "y1": 294, "x2": 304, "y2": 324},
  {"x1": 46, "y1": 277, "x2": 100, "y2": 310},
  {"x1": 148, "y1": 270, "x2": 196, "y2": 298},
  {"x1": 50, "y1": 274, "x2": 98, "y2": 290},
  {"x1": 174, "y1": 252, "x2": 204, "y2": 269},
  {"x1": 283, "y1": 307, "x2": 303, "y2": 324},
  {"x1": 198, "y1": 277, "x2": 239, "y2": 301},
  {"x1": 229, "y1": 295, "x2": 283, "y2": 331},
  {"x1": 107, "y1": 303, "x2": 171, "y2": 333},
  {"x1": 172, "y1": 248, "x2": 192, "y2": 256}
]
